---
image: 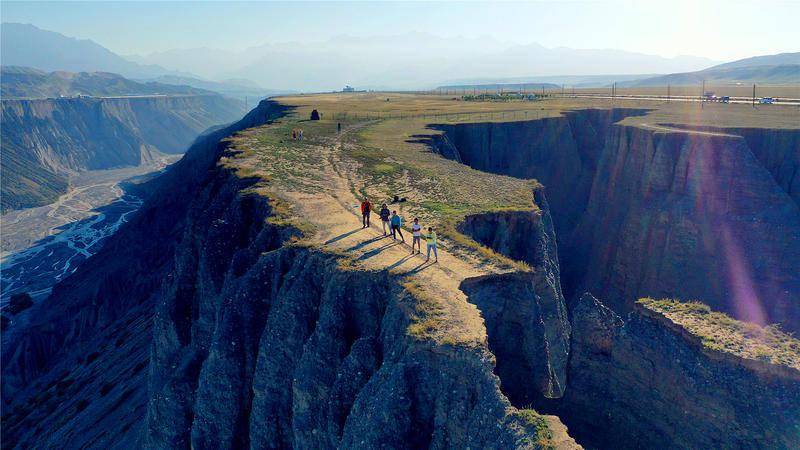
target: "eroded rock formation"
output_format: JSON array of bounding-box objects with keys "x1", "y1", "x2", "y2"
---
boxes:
[
  {"x1": 552, "y1": 293, "x2": 800, "y2": 449},
  {"x1": 1, "y1": 95, "x2": 244, "y2": 210},
  {"x1": 2, "y1": 100, "x2": 557, "y2": 449},
  {"x1": 430, "y1": 112, "x2": 800, "y2": 333}
]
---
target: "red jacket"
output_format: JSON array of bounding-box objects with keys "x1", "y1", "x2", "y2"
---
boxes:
[{"x1": 360, "y1": 201, "x2": 371, "y2": 214}]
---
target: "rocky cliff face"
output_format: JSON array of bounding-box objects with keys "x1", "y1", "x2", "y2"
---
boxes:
[
  {"x1": 1, "y1": 100, "x2": 289, "y2": 448},
  {"x1": 2, "y1": 100, "x2": 557, "y2": 449},
  {"x1": 550, "y1": 293, "x2": 800, "y2": 449},
  {"x1": 1, "y1": 94, "x2": 244, "y2": 211},
  {"x1": 149, "y1": 243, "x2": 544, "y2": 449},
  {"x1": 430, "y1": 112, "x2": 800, "y2": 333},
  {"x1": 457, "y1": 191, "x2": 570, "y2": 405}
]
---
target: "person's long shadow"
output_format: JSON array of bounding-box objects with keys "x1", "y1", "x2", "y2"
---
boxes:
[
  {"x1": 405, "y1": 260, "x2": 433, "y2": 274},
  {"x1": 357, "y1": 241, "x2": 399, "y2": 261},
  {"x1": 385, "y1": 254, "x2": 415, "y2": 270},
  {"x1": 324, "y1": 227, "x2": 364, "y2": 245},
  {"x1": 345, "y1": 234, "x2": 387, "y2": 252}
]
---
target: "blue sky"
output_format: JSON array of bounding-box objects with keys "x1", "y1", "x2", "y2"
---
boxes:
[{"x1": 2, "y1": 1, "x2": 798, "y2": 60}]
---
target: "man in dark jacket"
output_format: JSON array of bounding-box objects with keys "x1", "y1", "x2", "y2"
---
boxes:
[{"x1": 379, "y1": 203, "x2": 391, "y2": 235}]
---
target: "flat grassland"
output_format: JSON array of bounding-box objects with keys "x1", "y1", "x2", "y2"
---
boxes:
[
  {"x1": 223, "y1": 93, "x2": 799, "y2": 357},
  {"x1": 253, "y1": 92, "x2": 799, "y2": 265}
]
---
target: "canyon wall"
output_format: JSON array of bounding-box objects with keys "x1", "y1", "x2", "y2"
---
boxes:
[
  {"x1": 1, "y1": 100, "x2": 290, "y2": 448},
  {"x1": 1, "y1": 94, "x2": 244, "y2": 211},
  {"x1": 552, "y1": 293, "x2": 800, "y2": 449},
  {"x1": 458, "y1": 190, "x2": 570, "y2": 405},
  {"x1": 431, "y1": 112, "x2": 800, "y2": 333},
  {"x1": 2, "y1": 100, "x2": 558, "y2": 449}
]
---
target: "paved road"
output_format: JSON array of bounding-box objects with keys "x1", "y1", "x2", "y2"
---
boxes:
[{"x1": 566, "y1": 93, "x2": 800, "y2": 107}]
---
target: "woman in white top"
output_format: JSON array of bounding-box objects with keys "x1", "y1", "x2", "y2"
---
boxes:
[{"x1": 411, "y1": 218, "x2": 422, "y2": 254}]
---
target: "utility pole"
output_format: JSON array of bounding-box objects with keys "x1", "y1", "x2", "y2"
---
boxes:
[
  {"x1": 701, "y1": 80, "x2": 705, "y2": 109},
  {"x1": 752, "y1": 83, "x2": 756, "y2": 108},
  {"x1": 667, "y1": 85, "x2": 670, "y2": 102}
]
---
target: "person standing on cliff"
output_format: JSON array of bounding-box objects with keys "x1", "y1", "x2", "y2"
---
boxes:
[
  {"x1": 424, "y1": 227, "x2": 438, "y2": 262},
  {"x1": 360, "y1": 198, "x2": 372, "y2": 228},
  {"x1": 390, "y1": 211, "x2": 405, "y2": 242},
  {"x1": 379, "y1": 203, "x2": 391, "y2": 235},
  {"x1": 411, "y1": 218, "x2": 422, "y2": 254}
]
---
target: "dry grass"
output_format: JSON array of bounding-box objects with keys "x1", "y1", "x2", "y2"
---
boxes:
[
  {"x1": 277, "y1": 92, "x2": 800, "y2": 130},
  {"x1": 638, "y1": 298, "x2": 800, "y2": 370},
  {"x1": 512, "y1": 409, "x2": 555, "y2": 449},
  {"x1": 404, "y1": 279, "x2": 448, "y2": 341}
]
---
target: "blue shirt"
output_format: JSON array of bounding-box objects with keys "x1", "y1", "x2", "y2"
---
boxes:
[{"x1": 391, "y1": 215, "x2": 402, "y2": 227}]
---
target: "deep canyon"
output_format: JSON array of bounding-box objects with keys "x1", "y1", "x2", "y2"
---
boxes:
[
  {"x1": 2, "y1": 98, "x2": 798, "y2": 449},
  {"x1": 1, "y1": 94, "x2": 243, "y2": 211}
]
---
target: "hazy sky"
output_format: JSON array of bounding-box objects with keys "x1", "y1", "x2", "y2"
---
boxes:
[{"x1": 2, "y1": 1, "x2": 798, "y2": 61}]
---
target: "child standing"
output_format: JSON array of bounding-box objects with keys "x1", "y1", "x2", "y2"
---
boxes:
[
  {"x1": 411, "y1": 218, "x2": 422, "y2": 254},
  {"x1": 424, "y1": 227, "x2": 438, "y2": 262},
  {"x1": 390, "y1": 211, "x2": 405, "y2": 242},
  {"x1": 379, "y1": 204, "x2": 391, "y2": 235}
]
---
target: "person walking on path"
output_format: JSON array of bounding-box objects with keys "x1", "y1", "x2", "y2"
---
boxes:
[
  {"x1": 299, "y1": 129, "x2": 304, "y2": 141},
  {"x1": 411, "y1": 218, "x2": 422, "y2": 254},
  {"x1": 390, "y1": 211, "x2": 405, "y2": 242},
  {"x1": 379, "y1": 204, "x2": 391, "y2": 235},
  {"x1": 338, "y1": 122, "x2": 342, "y2": 134},
  {"x1": 360, "y1": 198, "x2": 372, "y2": 228},
  {"x1": 424, "y1": 227, "x2": 438, "y2": 262}
]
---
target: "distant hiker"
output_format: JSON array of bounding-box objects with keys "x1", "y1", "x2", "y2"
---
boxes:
[
  {"x1": 310, "y1": 109, "x2": 321, "y2": 120},
  {"x1": 424, "y1": 227, "x2": 438, "y2": 262},
  {"x1": 379, "y1": 203, "x2": 391, "y2": 235},
  {"x1": 360, "y1": 198, "x2": 372, "y2": 228},
  {"x1": 411, "y1": 218, "x2": 422, "y2": 254},
  {"x1": 292, "y1": 129, "x2": 297, "y2": 140},
  {"x1": 299, "y1": 129, "x2": 303, "y2": 141},
  {"x1": 390, "y1": 211, "x2": 405, "y2": 242},
  {"x1": 338, "y1": 122, "x2": 342, "y2": 133}
]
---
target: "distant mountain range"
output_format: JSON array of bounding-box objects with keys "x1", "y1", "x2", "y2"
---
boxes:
[
  {"x1": 1, "y1": 22, "x2": 795, "y2": 92},
  {"x1": 0, "y1": 23, "x2": 285, "y2": 99},
  {"x1": 130, "y1": 35, "x2": 719, "y2": 91},
  {"x1": 1, "y1": 66, "x2": 211, "y2": 98},
  {"x1": 443, "y1": 54, "x2": 800, "y2": 90},
  {"x1": 1, "y1": 23, "x2": 173, "y2": 78},
  {"x1": 3, "y1": 22, "x2": 720, "y2": 92},
  {"x1": 620, "y1": 53, "x2": 800, "y2": 87}
]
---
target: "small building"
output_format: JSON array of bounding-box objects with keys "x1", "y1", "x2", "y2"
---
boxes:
[{"x1": 342, "y1": 85, "x2": 355, "y2": 92}]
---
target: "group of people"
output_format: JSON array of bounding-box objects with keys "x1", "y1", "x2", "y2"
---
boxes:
[
  {"x1": 291, "y1": 129, "x2": 304, "y2": 140},
  {"x1": 360, "y1": 198, "x2": 438, "y2": 262}
]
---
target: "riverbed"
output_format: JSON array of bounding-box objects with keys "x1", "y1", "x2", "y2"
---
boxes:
[{"x1": 1, "y1": 157, "x2": 179, "y2": 304}]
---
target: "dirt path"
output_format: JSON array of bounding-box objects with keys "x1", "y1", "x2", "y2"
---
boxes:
[
  {"x1": 275, "y1": 124, "x2": 578, "y2": 447},
  {"x1": 275, "y1": 124, "x2": 501, "y2": 345}
]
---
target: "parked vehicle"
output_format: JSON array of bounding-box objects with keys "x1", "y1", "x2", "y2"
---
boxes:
[
  {"x1": 719, "y1": 96, "x2": 730, "y2": 103},
  {"x1": 759, "y1": 97, "x2": 775, "y2": 104}
]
